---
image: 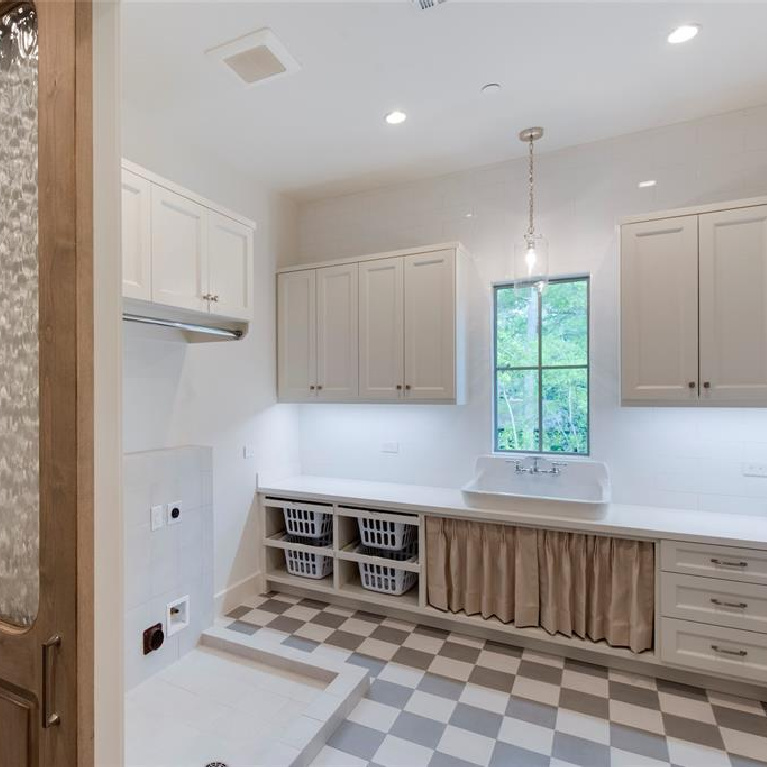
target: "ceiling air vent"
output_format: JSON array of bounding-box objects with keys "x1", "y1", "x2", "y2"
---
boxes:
[
  {"x1": 411, "y1": 0, "x2": 448, "y2": 10},
  {"x1": 206, "y1": 28, "x2": 300, "y2": 87}
]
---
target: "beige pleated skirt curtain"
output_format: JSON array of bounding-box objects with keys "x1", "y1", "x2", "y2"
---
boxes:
[{"x1": 425, "y1": 518, "x2": 654, "y2": 654}]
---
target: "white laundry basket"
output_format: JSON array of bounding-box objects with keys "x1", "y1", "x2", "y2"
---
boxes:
[
  {"x1": 357, "y1": 544, "x2": 418, "y2": 596},
  {"x1": 284, "y1": 532, "x2": 333, "y2": 580},
  {"x1": 283, "y1": 505, "x2": 332, "y2": 538},
  {"x1": 357, "y1": 517, "x2": 417, "y2": 551}
]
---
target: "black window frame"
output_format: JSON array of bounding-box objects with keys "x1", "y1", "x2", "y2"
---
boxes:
[{"x1": 493, "y1": 276, "x2": 590, "y2": 456}]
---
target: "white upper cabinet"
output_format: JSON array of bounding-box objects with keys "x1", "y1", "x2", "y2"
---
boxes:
[
  {"x1": 277, "y1": 244, "x2": 466, "y2": 404},
  {"x1": 621, "y1": 216, "x2": 699, "y2": 404},
  {"x1": 121, "y1": 161, "x2": 256, "y2": 321},
  {"x1": 150, "y1": 185, "x2": 208, "y2": 313},
  {"x1": 621, "y1": 198, "x2": 767, "y2": 407},
  {"x1": 404, "y1": 249, "x2": 456, "y2": 401},
  {"x1": 121, "y1": 168, "x2": 151, "y2": 300},
  {"x1": 207, "y1": 210, "x2": 255, "y2": 321},
  {"x1": 316, "y1": 264, "x2": 359, "y2": 400},
  {"x1": 359, "y1": 257, "x2": 404, "y2": 400},
  {"x1": 699, "y1": 205, "x2": 767, "y2": 404},
  {"x1": 277, "y1": 269, "x2": 317, "y2": 401}
]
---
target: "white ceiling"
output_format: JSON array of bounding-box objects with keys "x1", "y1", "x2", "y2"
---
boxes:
[{"x1": 121, "y1": 1, "x2": 767, "y2": 200}]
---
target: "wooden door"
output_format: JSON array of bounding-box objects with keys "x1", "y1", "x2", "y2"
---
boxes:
[
  {"x1": 359, "y1": 257, "x2": 404, "y2": 400},
  {"x1": 621, "y1": 216, "x2": 699, "y2": 404},
  {"x1": 403, "y1": 249, "x2": 456, "y2": 400},
  {"x1": 150, "y1": 185, "x2": 208, "y2": 312},
  {"x1": 699, "y1": 204, "x2": 767, "y2": 404},
  {"x1": 277, "y1": 269, "x2": 317, "y2": 401},
  {"x1": 207, "y1": 210, "x2": 255, "y2": 321},
  {"x1": 0, "y1": 2, "x2": 94, "y2": 767},
  {"x1": 316, "y1": 264, "x2": 358, "y2": 401},
  {"x1": 120, "y1": 167, "x2": 151, "y2": 301}
]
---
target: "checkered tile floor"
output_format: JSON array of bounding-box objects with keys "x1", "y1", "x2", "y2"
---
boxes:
[{"x1": 224, "y1": 591, "x2": 767, "y2": 767}]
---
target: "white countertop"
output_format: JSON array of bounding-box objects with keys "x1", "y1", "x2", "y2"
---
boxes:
[{"x1": 258, "y1": 475, "x2": 767, "y2": 550}]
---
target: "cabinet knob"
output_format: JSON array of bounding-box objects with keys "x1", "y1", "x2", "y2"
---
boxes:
[
  {"x1": 211, "y1": 295, "x2": 220, "y2": 302},
  {"x1": 396, "y1": 385, "x2": 402, "y2": 390},
  {"x1": 202, "y1": 293, "x2": 211, "y2": 300},
  {"x1": 688, "y1": 381, "x2": 696, "y2": 389},
  {"x1": 405, "y1": 385, "x2": 411, "y2": 390},
  {"x1": 703, "y1": 381, "x2": 711, "y2": 389},
  {"x1": 309, "y1": 385, "x2": 315, "y2": 390},
  {"x1": 317, "y1": 385, "x2": 323, "y2": 390}
]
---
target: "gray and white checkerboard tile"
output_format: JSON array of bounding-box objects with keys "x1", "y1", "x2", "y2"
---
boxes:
[{"x1": 225, "y1": 592, "x2": 767, "y2": 766}]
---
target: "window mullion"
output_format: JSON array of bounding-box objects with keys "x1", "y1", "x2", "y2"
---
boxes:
[{"x1": 537, "y1": 286, "x2": 543, "y2": 453}]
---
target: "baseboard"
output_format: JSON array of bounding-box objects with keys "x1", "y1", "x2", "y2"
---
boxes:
[{"x1": 214, "y1": 571, "x2": 265, "y2": 617}]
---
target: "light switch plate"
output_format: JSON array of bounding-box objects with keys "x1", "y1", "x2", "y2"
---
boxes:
[
  {"x1": 243, "y1": 444, "x2": 256, "y2": 459},
  {"x1": 150, "y1": 504, "x2": 166, "y2": 532},
  {"x1": 382, "y1": 442, "x2": 400, "y2": 454},
  {"x1": 743, "y1": 462, "x2": 767, "y2": 478}
]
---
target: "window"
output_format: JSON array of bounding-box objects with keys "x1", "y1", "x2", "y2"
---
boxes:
[{"x1": 494, "y1": 277, "x2": 589, "y2": 455}]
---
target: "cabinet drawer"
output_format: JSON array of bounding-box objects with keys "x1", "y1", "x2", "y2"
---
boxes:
[
  {"x1": 661, "y1": 540, "x2": 767, "y2": 585},
  {"x1": 661, "y1": 573, "x2": 767, "y2": 633},
  {"x1": 660, "y1": 618, "x2": 767, "y2": 684}
]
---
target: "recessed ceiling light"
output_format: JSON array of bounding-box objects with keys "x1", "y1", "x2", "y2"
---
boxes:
[
  {"x1": 668, "y1": 24, "x2": 699, "y2": 44},
  {"x1": 482, "y1": 83, "x2": 502, "y2": 95},
  {"x1": 385, "y1": 110, "x2": 407, "y2": 125},
  {"x1": 638, "y1": 179, "x2": 657, "y2": 188}
]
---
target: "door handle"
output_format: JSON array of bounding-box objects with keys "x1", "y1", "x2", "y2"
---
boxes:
[{"x1": 42, "y1": 635, "x2": 61, "y2": 728}]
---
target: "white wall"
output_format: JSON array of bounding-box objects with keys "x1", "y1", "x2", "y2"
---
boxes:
[
  {"x1": 121, "y1": 106, "x2": 300, "y2": 601},
  {"x1": 293, "y1": 105, "x2": 767, "y2": 515}
]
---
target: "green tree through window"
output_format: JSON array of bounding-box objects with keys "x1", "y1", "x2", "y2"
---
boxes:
[{"x1": 494, "y1": 277, "x2": 589, "y2": 454}]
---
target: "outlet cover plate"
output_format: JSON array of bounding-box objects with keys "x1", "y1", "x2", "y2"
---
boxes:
[{"x1": 167, "y1": 500, "x2": 183, "y2": 525}]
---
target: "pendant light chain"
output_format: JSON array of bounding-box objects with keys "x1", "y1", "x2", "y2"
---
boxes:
[{"x1": 527, "y1": 135, "x2": 535, "y2": 239}]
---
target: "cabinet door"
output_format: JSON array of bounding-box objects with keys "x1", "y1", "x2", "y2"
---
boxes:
[
  {"x1": 699, "y1": 205, "x2": 767, "y2": 404},
  {"x1": 207, "y1": 210, "x2": 254, "y2": 320},
  {"x1": 403, "y1": 249, "x2": 456, "y2": 400},
  {"x1": 150, "y1": 185, "x2": 208, "y2": 312},
  {"x1": 121, "y1": 168, "x2": 151, "y2": 300},
  {"x1": 316, "y1": 264, "x2": 359, "y2": 400},
  {"x1": 621, "y1": 216, "x2": 699, "y2": 404},
  {"x1": 359, "y1": 257, "x2": 404, "y2": 400},
  {"x1": 277, "y1": 270, "x2": 316, "y2": 401}
]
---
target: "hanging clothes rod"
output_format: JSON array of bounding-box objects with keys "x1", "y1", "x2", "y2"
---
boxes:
[{"x1": 122, "y1": 312, "x2": 243, "y2": 339}]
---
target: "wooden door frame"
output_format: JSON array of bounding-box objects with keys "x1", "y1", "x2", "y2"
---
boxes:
[{"x1": 0, "y1": 1, "x2": 94, "y2": 765}]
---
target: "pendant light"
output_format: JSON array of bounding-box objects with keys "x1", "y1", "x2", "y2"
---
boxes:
[{"x1": 512, "y1": 126, "x2": 549, "y2": 290}]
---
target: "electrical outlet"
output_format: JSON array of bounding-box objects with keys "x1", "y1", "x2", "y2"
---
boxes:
[
  {"x1": 150, "y1": 504, "x2": 166, "y2": 532},
  {"x1": 743, "y1": 462, "x2": 767, "y2": 478},
  {"x1": 382, "y1": 442, "x2": 400, "y2": 454},
  {"x1": 167, "y1": 500, "x2": 183, "y2": 525},
  {"x1": 243, "y1": 444, "x2": 256, "y2": 459}
]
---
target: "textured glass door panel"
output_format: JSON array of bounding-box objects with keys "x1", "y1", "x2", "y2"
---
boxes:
[{"x1": 0, "y1": 3, "x2": 39, "y2": 627}]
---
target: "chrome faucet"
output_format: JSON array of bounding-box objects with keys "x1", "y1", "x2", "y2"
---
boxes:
[{"x1": 511, "y1": 457, "x2": 567, "y2": 475}]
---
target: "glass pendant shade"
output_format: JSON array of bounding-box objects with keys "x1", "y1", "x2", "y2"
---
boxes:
[{"x1": 513, "y1": 233, "x2": 549, "y2": 289}]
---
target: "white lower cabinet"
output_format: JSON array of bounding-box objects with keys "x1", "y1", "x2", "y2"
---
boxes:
[
  {"x1": 661, "y1": 572, "x2": 767, "y2": 634},
  {"x1": 660, "y1": 540, "x2": 767, "y2": 683},
  {"x1": 660, "y1": 618, "x2": 767, "y2": 685}
]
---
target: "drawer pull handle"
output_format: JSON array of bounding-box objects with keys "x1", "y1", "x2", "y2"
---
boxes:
[
  {"x1": 711, "y1": 598, "x2": 748, "y2": 609},
  {"x1": 711, "y1": 644, "x2": 748, "y2": 657},
  {"x1": 710, "y1": 558, "x2": 748, "y2": 567}
]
